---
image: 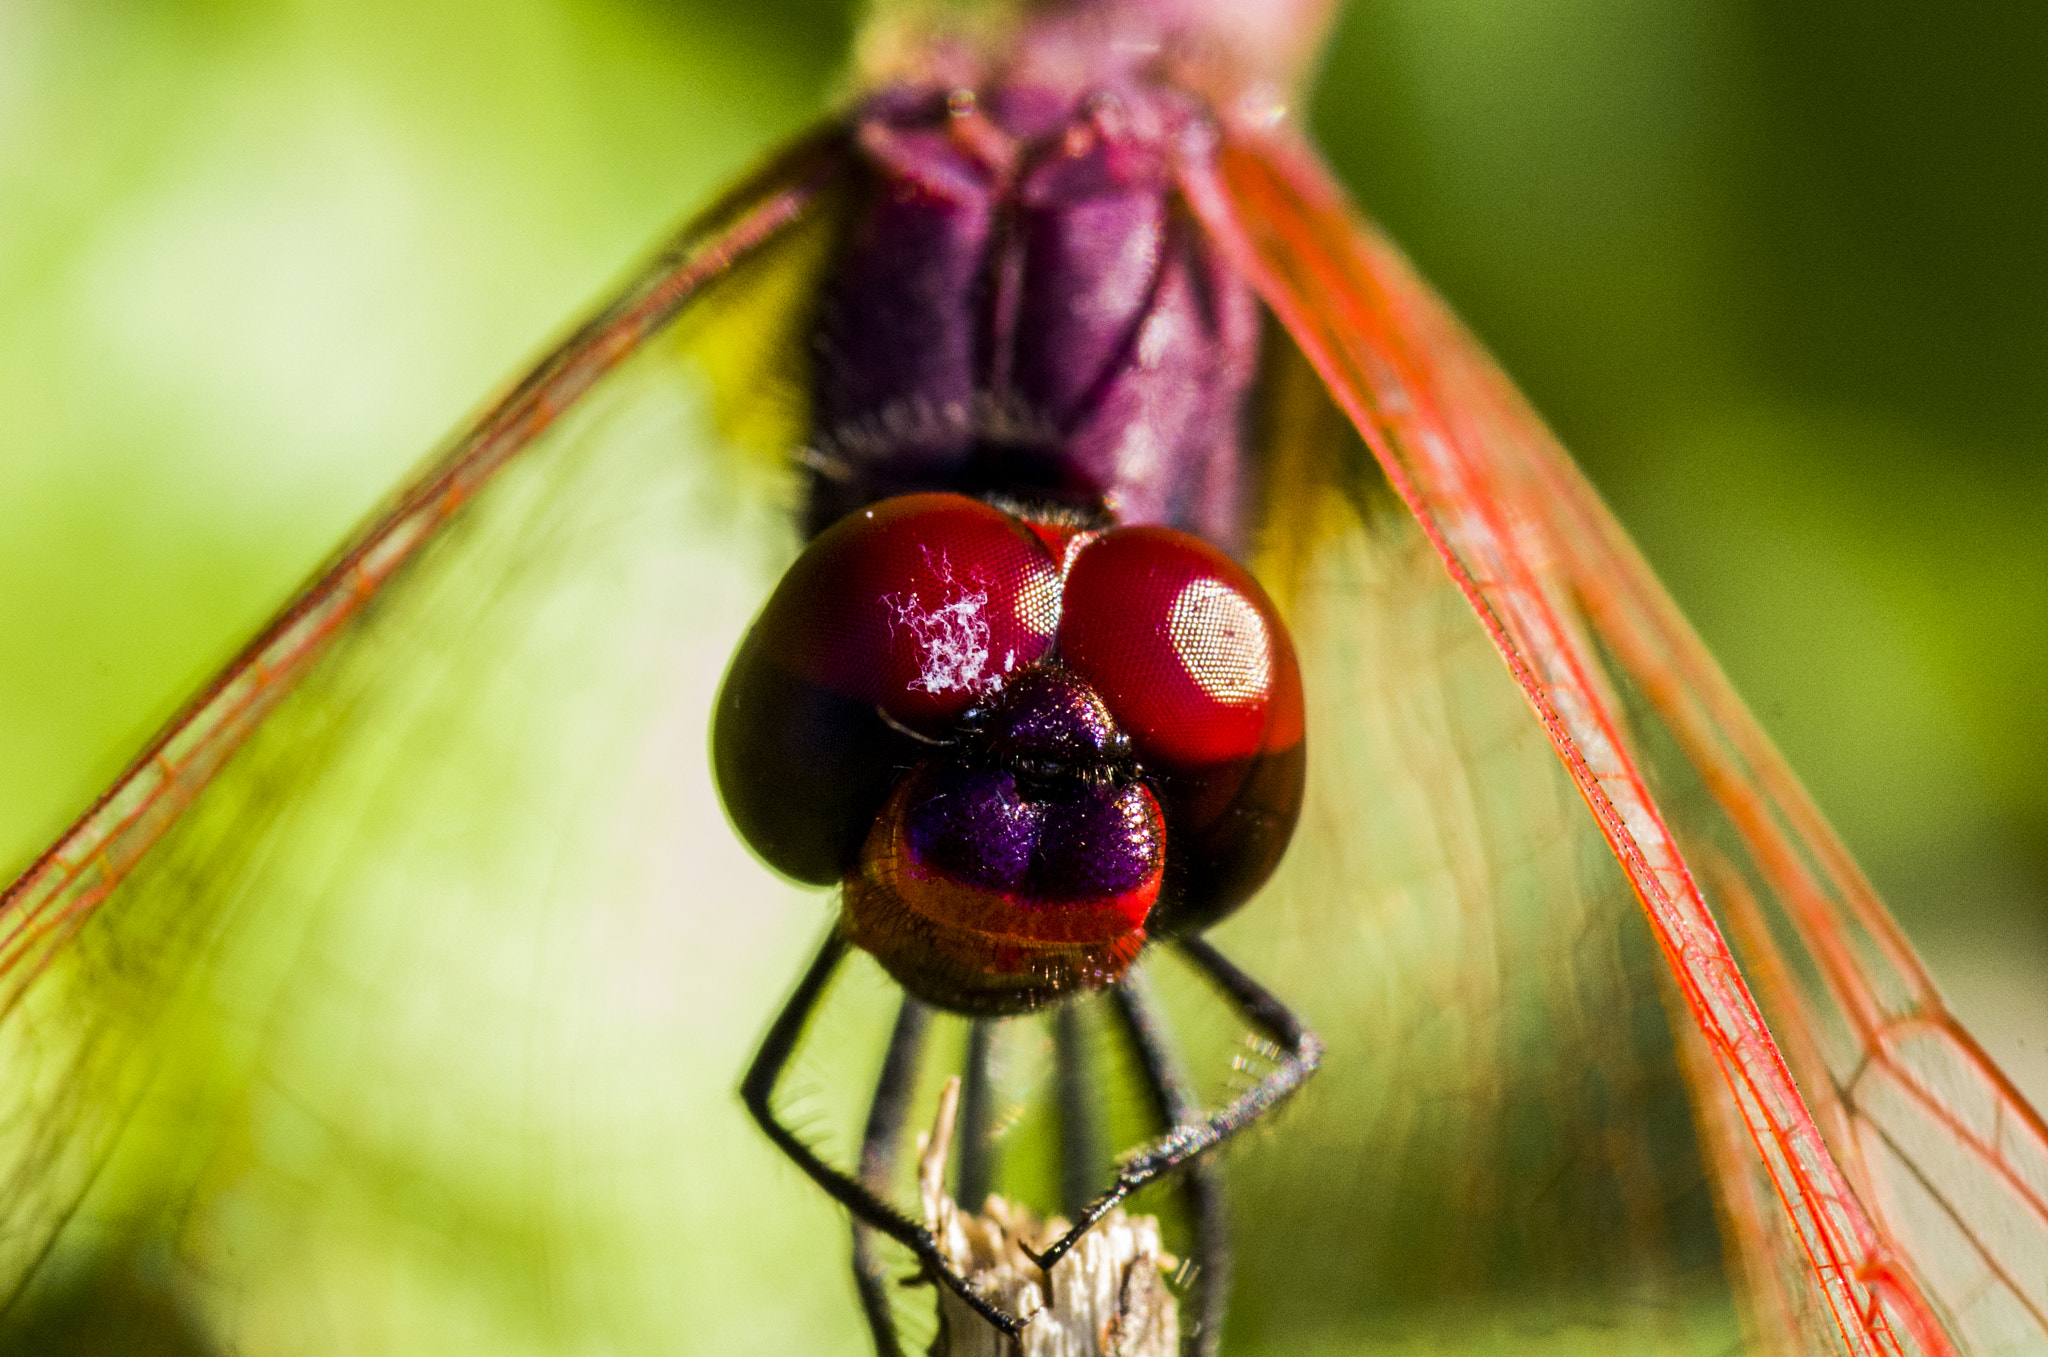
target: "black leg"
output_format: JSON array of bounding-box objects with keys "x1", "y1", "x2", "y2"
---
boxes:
[
  {"x1": 1054, "y1": 1000, "x2": 1103, "y2": 1222},
  {"x1": 1112, "y1": 969, "x2": 1230, "y2": 1357},
  {"x1": 741, "y1": 932, "x2": 1028, "y2": 1339},
  {"x1": 1025, "y1": 936, "x2": 1321, "y2": 1276},
  {"x1": 956, "y1": 1018, "x2": 999, "y2": 1211},
  {"x1": 851, "y1": 995, "x2": 932, "y2": 1357}
]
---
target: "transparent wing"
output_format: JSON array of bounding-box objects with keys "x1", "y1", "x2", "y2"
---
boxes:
[
  {"x1": 1206, "y1": 435, "x2": 1746, "y2": 1354},
  {"x1": 0, "y1": 131, "x2": 885, "y2": 1353},
  {"x1": 1185, "y1": 120, "x2": 2048, "y2": 1355},
  {"x1": 0, "y1": 128, "x2": 841, "y2": 999}
]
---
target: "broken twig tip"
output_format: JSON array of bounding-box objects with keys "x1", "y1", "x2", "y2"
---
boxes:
[{"x1": 918, "y1": 1076, "x2": 1178, "y2": 1357}]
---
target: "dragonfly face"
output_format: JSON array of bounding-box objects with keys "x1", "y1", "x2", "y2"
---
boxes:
[{"x1": 713, "y1": 491, "x2": 1306, "y2": 1011}]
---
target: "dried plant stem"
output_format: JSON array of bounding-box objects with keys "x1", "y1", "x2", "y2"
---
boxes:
[{"x1": 919, "y1": 1077, "x2": 1179, "y2": 1357}]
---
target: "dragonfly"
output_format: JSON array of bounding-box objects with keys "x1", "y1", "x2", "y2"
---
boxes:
[{"x1": 2, "y1": 0, "x2": 2044, "y2": 1354}]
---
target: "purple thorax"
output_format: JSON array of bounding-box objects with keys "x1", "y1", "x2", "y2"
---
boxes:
[{"x1": 804, "y1": 72, "x2": 1260, "y2": 547}]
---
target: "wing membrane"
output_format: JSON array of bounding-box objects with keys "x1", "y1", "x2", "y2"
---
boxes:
[
  {"x1": 1212, "y1": 435, "x2": 1744, "y2": 1350},
  {"x1": 0, "y1": 130, "x2": 844, "y2": 1017},
  {"x1": 1188, "y1": 123, "x2": 2045, "y2": 1355},
  {"x1": 0, "y1": 132, "x2": 867, "y2": 1350}
]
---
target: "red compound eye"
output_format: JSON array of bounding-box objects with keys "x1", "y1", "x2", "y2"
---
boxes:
[
  {"x1": 1055, "y1": 525, "x2": 1304, "y2": 934},
  {"x1": 1058, "y1": 526, "x2": 1301, "y2": 771},
  {"x1": 713, "y1": 494, "x2": 1063, "y2": 886},
  {"x1": 770, "y1": 493, "x2": 1063, "y2": 732}
]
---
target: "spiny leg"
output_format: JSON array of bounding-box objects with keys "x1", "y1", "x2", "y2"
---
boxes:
[
  {"x1": 956, "y1": 1018, "x2": 999, "y2": 1211},
  {"x1": 1026, "y1": 936, "x2": 1322, "y2": 1275},
  {"x1": 1113, "y1": 968, "x2": 1229, "y2": 1357},
  {"x1": 741, "y1": 932, "x2": 1028, "y2": 1339},
  {"x1": 851, "y1": 995, "x2": 933, "y2": 1357},
  {"x1": 1054, "y1": 999, "x2": 1104, "y2": 1222}
]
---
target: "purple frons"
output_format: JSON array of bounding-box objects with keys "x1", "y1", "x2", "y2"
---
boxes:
[
  {"x1": 899, "y1": 761, "x2": 1161, "y2": 906},
  {"x1": 901, "y1": 667, "x2": 1158, "y2": 905},
  {"x1": 839, "y1": 660, "x2": 1165, "y2": 1012},
  {"x1": 804, "y1": 78, "x2": 1260, "y2": 547}
]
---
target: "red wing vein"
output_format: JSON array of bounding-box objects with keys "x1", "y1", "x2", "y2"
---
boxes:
[
  {"x1": 1184, "y1": 125, "x2": 1967, "y2": 1355},
  {"x1": 0, "y1": 133, "x2": 845, "y2": 1005}
]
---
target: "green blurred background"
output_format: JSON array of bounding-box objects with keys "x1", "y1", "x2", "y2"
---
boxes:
[{"x1": 0, "y1": 0, "x2": 2041, "y2": 1117}]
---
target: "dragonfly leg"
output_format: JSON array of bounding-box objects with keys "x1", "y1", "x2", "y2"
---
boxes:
[
  {"x1": 741, "y1": 932, "x2": 1028, "y2": 1340},
  {"x1": 1054, "y1": 999, "x2": 1104, "y2": 1222},
  {"x1": 956, "y1": 1018, "x2": 999, "y2": 1211},
  {"x1": 1025, "y1": 936, "x2": 1321, "y2": 1278},
  {"x1": 1111, "y1": 969, "x2": 1229, "y2": 1357},
  {"x1": 851, "y1": 994, "x2": 933, "y2": 1357}
]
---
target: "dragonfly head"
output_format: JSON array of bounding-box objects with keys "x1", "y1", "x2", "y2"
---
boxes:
[{"x1": 712, "y1": 493, "x2": 1306, "y2": 1010}]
